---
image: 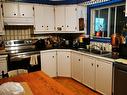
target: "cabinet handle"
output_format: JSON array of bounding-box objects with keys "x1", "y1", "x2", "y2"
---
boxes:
[
  {"x1": 97, "y1": 64, "x2": 99, "y2": 67},
  {"x1": 91, "y1": 63, "x2": 93, "y2": 66},
  {"x1": 47, "y1": 26, "x2": 48, "y2": 27},
  {"x1": 78, "y1": 59, "x2": 80, "y2": 61},
  {"x1": 62, "y1": 26, "x2": 64, "y2": 27},
  {"x1": 22, "y1": 14, "x2": 24, "y2": 16},
  {"x1": 67, "y1": 56, "x2": 69, "y2": 58},
  {"x1": 14, "y1": 13, "x2": 16, "y2": 16},
  {"x1": 42, "y1": 26, "x2": 43, "y2": 27},
  {"x1": 67, "y1": 25, "x2": 69, "y2": 27}
]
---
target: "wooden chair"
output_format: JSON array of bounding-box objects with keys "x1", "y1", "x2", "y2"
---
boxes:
[{"x1": 2, "y1": 69, "x2": 28, "y2": 78}]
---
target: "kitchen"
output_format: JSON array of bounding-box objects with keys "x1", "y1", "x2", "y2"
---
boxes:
[{"x1": 0, "y1": 0, "x2": 126, "y2": 95}]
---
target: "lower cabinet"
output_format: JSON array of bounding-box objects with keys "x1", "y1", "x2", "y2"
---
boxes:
[
  {"x1": 57, "y1": 51, "x2": 71, "y2": 77},
  {"x1": 83, "y1": 55, "x2": 112, "y2": 95},
  {"x1": 41, "y1": 51, "x2": 57, "y2": 77},
  {"x1": 71, "y1": 52, "x2": 83, "y2": 82},
  {"x1": 41, "y1": 50, "x2": 71, "y2": 77},
  {"x1": 83, "y1": 56, "x2": 96, "y2": 90}
]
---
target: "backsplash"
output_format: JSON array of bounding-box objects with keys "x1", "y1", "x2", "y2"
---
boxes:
[
  {"x1": 90, "y1": 41, "x2": 112, "y2": 52},
  {"x1": 2, "y1": 26, "x2": 34, "y2": 40}
]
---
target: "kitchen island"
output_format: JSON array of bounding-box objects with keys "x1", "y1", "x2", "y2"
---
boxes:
[{"x1": 0, "y1": 71, "x2": 76, "y2": 95}]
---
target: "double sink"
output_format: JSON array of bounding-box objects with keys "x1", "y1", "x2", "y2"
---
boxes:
[{"x1": 77, "y1": 48, "x2": 112, "y2": 58}]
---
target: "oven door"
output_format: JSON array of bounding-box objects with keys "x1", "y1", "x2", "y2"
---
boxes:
[{"x1": 8, "y1": 53, "x2": 41, "y2": 72}]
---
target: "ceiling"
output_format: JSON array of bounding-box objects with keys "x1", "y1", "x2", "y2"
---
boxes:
[{"x1": 10, "y1": 0, "x2": 86, "y2": 5}]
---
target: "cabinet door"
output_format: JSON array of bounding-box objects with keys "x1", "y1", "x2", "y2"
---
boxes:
[
  {"x1": 41, "y1": 51, "x2": 57, "y2": 77},
  {"x1": 55, "y1": 6, "x2": 65, "y2": 31},
  {"x1": 3, "y1": 3, "x2": 18, "y2": 17},
  {"x1": 19, "y1": 4, "x2": 34, "y2": 17},
  {"x1": 57, "y1": 51, "x2": 71, "y2": 77},
  {"x1": 65, "y1": 6, "x2": 77, "y2": 31},
  {"x1": 84, "y1": 56, "x2": 96, "y2": 90},
  {"x1": 71, "y1": 52, "x2": 83, "y2": 82},
  {"x1": 34, "y1": 5, "x2": 45, "y2": 32},
  {"x1": 0, "y1": 58, "x2": 7, "y2": 75},
  {"x1": 43, "y1": 6, "x2": 54, "y2": 31},
  {"x1": 95, "y1": 59, "x2": 112, "y2": 95}
]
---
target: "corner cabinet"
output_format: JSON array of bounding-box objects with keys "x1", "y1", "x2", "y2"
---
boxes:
[
  {"x1": 57, "y1": 51, "x2": 71, "y2": 77},
  {"x1": 41, "y1": 51, "x2": 57, "y2": 77},
  {"x1": 34, "y1": 5, "x2": 54, "y2": 34},
  {"x1": 55, "y1": 5, "x2": 78, "y2": 32},
  {"x1": 83, "y1": 55, "x2": 112, "y2": 95},
  {"x1": 0, "y1": 3, "x2": 4, "y2": 35},
  {"x1": 71, "y1": 52, "x2": 84, "y2": 82}
]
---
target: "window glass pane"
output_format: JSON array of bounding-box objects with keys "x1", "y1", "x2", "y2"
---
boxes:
[
  {"x1": 100, "y1": 8, "x2": 108, "y2": 37},
  {"x1": 110, "y1": 7, "x2": 115, "y2": 37},
  {"x1": 116, "y1": 5, "x2": 126, "y2": 34}
]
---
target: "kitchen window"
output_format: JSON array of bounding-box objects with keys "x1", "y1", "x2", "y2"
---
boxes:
[{"x1": 90, "y1": 4, "x2": 126, "y2": 38}]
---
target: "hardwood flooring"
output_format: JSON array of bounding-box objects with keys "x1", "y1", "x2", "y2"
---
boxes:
[{"x1": 53, "y1": 77, "x2": 101, "y2": 95}]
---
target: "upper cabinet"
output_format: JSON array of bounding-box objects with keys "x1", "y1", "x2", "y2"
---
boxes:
[
  {"x1": 55, "y1": 5, "x2": 86, "y2": 33},
  {"x1": 34, "y1": 5, "x2": 54, "y2": 34},
  {"x1": 55, "y1": 6, "x2": 65, "y2": 32},
  {"x1": 2, "y1": 3, "x2": 34, "y2": 25},
  {"x1": 0, "y1": 3, "x2": 5, "y2": 35}
]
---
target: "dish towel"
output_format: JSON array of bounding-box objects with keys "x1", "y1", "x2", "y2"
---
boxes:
[{"x1": 30, "y1": 55, "x2": 38, "y2": 66}]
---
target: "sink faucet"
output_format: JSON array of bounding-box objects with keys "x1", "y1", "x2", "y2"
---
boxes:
[{"x1": 90, "y1": 44, "x2": 104, "y2": 54}]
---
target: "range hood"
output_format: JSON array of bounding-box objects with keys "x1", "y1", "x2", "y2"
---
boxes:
[{"x1": 3, "y1": 17, "x2": 34, "y2": 25}]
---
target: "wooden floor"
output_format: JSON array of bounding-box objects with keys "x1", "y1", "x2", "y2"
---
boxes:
[{"x1": 53, "y1": 77, "x2": 101, "y2": 95}]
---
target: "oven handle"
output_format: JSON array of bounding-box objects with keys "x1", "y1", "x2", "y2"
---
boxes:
[{"x1": 10, "y1": 54, "x2": 40, "y2": 60}]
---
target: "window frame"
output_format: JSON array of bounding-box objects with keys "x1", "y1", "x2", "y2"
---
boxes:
[{"x1": 90, "y1": 3, "x2": 125, "y2": 38}]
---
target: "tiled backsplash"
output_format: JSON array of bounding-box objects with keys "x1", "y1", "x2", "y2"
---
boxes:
[
  {"x1": 90, "y1": 41, "x2": 112, "y2": 52},
  {"x1": 2, "y1": 26, "x2": 33, "y2": 40}
]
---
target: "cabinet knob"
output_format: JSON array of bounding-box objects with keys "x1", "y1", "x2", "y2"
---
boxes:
[
  {"x1": 78, "y1": 59, "x2": 80, "y2": 61},
  {"x1": 62, "y1": 26, "x2": 64, "y2": 27},
  {"x1": 14, "y1": 13, "x2": 16, "y2": 16},
  {"x1": 97, "y1": 64, "x2": 99, "y2": 67},
  {"x1": 67, "y1": 25, "x2": 69, "y2": 27},
  {"x1": 52, "y1": 56, "x2": 54, "y2": 58},
  {"x1": 91, "y1": 63, "x2": 93, "y2": 66},
  {"x1": 47, "y1": 26, "x2": 48, "y2": 27},
  {"x1": 67, "y1": 56, "x2": 69, "y2": 58},
  {"x1": 42, "y1": 26, "x2": 43, "y2": 27},
  {"x1": 22, "y1": 14, "x2": 24, "y2": 16}
]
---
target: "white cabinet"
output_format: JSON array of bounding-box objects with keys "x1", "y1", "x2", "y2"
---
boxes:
[
  {"x1": 71, "y1": 52, "x2": 83, "y2": 82},
  {"x1": 83, "y1": 56, "x2": 96, "y2": 89},
  {"x1": 57, "y1": 51, "x2": 71, "y2": 77},
  {"x1": 3, "y1": 3, "x2": 18, "y2": 18},
  {"x1": 2, "y1": 3, "x2": 34, "y2": 25},
  {"x1": 0, "y1": 3, "x2": 4, "y2": 35},
  {"x1": 34, "y1": 5, "x2": 54, "y2": 34},
  {"x1": 95, "y1": 59, "x2": 112, "y2": 95},
  {"x1": 41, "y1": 51, "x2": 57, "y2": 77},
  {"x1": 83, "y1": 55, "x2": 112, "y2": 95},
  {"x1": 19, "y1": 4, "x2": 34, "y2": 17},
  {"x1": 65, "y1": 6, "x2": 77, "y2": 31},
  {"x1": 55, "y1": 5, "x2": 77, "y2": 32},
  {"x1": 3, "y1": 3, "x2": 34, "y2": 18},
  {"x1": 0, "y1": 56, "x2": 8, "y2": 77},
  {"x1": 55, "y1": 6, "x2": 65, "y2": 31}
]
